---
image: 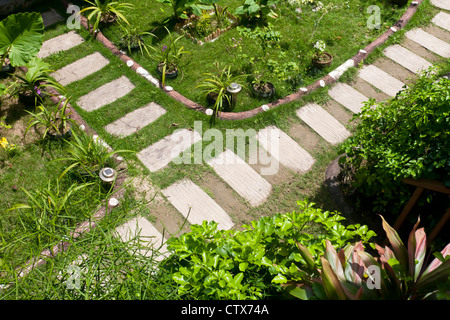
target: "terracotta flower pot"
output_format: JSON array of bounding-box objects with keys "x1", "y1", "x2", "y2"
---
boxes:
[
  {"x1": 312, "y1": 52, "x2": 333, "y2": 68},
  {"x1": 252, "y1": 82, "x2": 275, "y2": 99},
  {"x1": 156, "y1": 62, "x2": 179, "y2": 80}
]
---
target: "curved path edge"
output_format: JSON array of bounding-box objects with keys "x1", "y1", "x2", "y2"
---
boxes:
[{"x1": 61, "y1": 0, "x2": 424, "y2": 120}]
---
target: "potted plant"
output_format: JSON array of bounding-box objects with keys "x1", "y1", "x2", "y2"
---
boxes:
[
  {"x1": 197, "y1": 64, "x2": 245, "y2": 117},
  {"x1": 251, "y1": 73, "x2": 275, "y2": 99},
  {"x1": 311, "y1": 40, "x2": 333, "y2": 68},
  {"x1": 25, "y1": 98, "x2": 74, "y2": 140},
  {"x1": 80, "y1": 0, "x2": 134, "y2": 36},
  {"x1": 118, "y1": 23, "x2": 156, "y2": 55},
  {"x1": 391, "y1": 0, "x2": 409, "y2": 6},
  {"x1": 1, "y1": 56, "x2": 14, "y2": 75},
  {"x1": 0, "y1": 12, "x2": 44, "y2": 69},
  {"x1": 10, "y1": 57, "x2": 65, "y2": 106},
  {"x1": 148, "y1": 27, "x2": 191, "y2": 87}
]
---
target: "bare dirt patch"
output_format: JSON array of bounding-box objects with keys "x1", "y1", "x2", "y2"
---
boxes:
[
  {"x1": 372, "y1": 57, "x2": 417, "y2": 85},
  {"x1": 288, "y1": 121, "x2": 320, "y2": 153}
]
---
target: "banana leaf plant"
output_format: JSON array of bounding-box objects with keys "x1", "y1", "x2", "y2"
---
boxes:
[
  {"x1": 0, "y1": 12, "x2": 44, "y2": 68},
  {"x1": 285, "y1": 216, "x2": 450, "y2": 300}
]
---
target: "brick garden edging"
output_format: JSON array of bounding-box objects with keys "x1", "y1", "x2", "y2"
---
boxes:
[{"x1": 63, "y1": 0, "x2": 423, "y2": 121}]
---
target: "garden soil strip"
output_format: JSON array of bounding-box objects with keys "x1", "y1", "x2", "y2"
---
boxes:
[
  {"x1": 382, "y1": 45, "x2": 434, "y2": 74},
  {"x1": 432, "y1": 11, "x2": 450, "y2": 32},
  {"x1": 430, "y1": 0, "x2": 450, "y2": 10},
  {"x1": 327, "y1": 82, "x2": 369, "y2": 114},
  {"x1": 161, "y1": 179, "x2": 234, "y2": 230},
  {"x1": 207, "y1": 149, "x2": 272, "y2": 207},
  {"x1": 77, "y1": 75, "x2": 135, "y2": 112},
  {"x1": 115, "y1": 216, "x2": 169, "y2": 261},
  {"x1": 51, "y1": 52, "x2": 110, "y2": 86},
  {"x1": 296, "y1": 103, "x2": 351, "y2": 145},
  {"x1": 37, "y1": 31, "x2": 84, "y2": 59},
  {"x1": 405, "y1": 28, "x2": 450, "y2": 58},
  {"x1": 104, "y1": 102, "x2": 166, "y2": 138},
  {"x1": 256, "y1": 126, "x2": 315, "y2": 174},
  {"x1": 358, "y1": 65, "x2": 406, "y2": 97},
  {"x1": 137, "y1": 129, "x2": 202, "y2": 172}
]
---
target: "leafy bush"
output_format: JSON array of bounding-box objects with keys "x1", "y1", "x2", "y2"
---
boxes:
[
  {"x1": 162, "y1": 200, "x2": 376, "y2": 299},
  {"x1": 340, "y1": 68, "x2": 450, "y2": 213}
]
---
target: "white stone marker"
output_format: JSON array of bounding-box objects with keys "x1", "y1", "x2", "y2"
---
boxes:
[
  {"x1": 432, "y1": 11, "x2": 450, "y2": 32},
  {"x1": 358, "y1": 65, "x2": 405, "y2": 97},
  {"x1": 328, "y1": 82, "x2": 369, "y2": 114},
  {"x1": 77, "y1": 76, "x2": 135, "y2": 112},
  {"x1": 207, "y1": 149, "x2": 272, "y2": 207},
  {"x1": 51, "y1": 52, "x2": 109, "y2": 86},
  {"x1": 105, "y1": 102, "x2": 166, "y2": 138},
  {"x1": 115, "y1": 216, "x2": 168, "y2": 261},
  {"x1": 383, "y1": 45, "x2": 434, "y2": 74},
  {"x1": 162, "y1": 179, "x2": 234, "y2": 230},
  {"x1": 405, "y1": 28, "x2": 450, "y2": 58},
  {"x1": 37, "y1": 31, "x2": 84, "y2": 58},
  {"x1": 296, "y1": 103, "x2": 351, "y2": 145},
  {"x1": 256, "y1": 126, "x2": 315, "y2": 174},
  {"x1": 137, "y1": 129, "x2": 202, "y2": 172},
  {"x1": 431, "y1": 0, "x2": 450, "y2": 10}
]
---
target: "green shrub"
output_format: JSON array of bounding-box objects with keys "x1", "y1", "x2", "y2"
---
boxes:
[
  {"x1": 340, "y1": 68, "x2": 450, "y2": 213},
  {"x1": 162, "y1": 200, "x2": 376, "y2": 299}
]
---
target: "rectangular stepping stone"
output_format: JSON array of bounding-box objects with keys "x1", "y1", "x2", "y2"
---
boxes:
[
  {"x1": 37, "y1": 31, "x2": 84, "y2": 58},
  {"x1": 162, "y1": 179, "x2": 234, "y2": 230},
  {"x1": 328, "y1": 82, "x2": 368, "y2": 113},
  {"x1": 358, "y1": 65, "x2": 405, "y2": 97},
  {"x1": 431, "y1": 0, "x2": 450, "y2": 10},
  {"x1": 51, "y1": 52, "x2": 109, "y2": 86},
  {"x1": 405, "y1": 29, "x2": 450, "y2": 58},
  {"x1": 207, "y1": 149, "x2": 272, "y2": 207},
  {"x1": 105, "y1": 102, "x2": 166, "y2": 138},
  {"x1": 256, "y1": 126, "x2": 315, "y2": 174},
  {"x1": 115, "y1": 216, "x2": 168, "y2": 260},
  {"x1": 41, "y1": 9, "x2": 63, "y2": 27},
  {"x1": 296, "y1": 103, "x2": 351, "y2": 145},
  {"x1": 137, "y1": 129, "x2": 202, "y2": 172},
  {"x1": 383, "y1": 45, "x2": 434, "y2": 74},
  {"x1": 432, "y1": 12, "x2": 450, "y2": 32},
  {"x1": 77, "y1": 76, "x2": 135, "y2": 112}
]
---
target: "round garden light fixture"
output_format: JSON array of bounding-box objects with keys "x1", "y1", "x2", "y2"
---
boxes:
[
  {"x1": 226, "y1": 83, "x2": 242, "y2": 107},
  {"x1": 99, "y1": 167, "x2": 117, "y2": 183}
]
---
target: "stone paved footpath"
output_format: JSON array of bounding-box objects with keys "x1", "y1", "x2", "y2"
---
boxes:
[{"x1": 37, "y1": 3, "x2": 450, "y2": 259}]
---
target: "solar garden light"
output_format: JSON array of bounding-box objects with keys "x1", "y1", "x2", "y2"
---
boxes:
[
  {"x1": 99, "y1": 167, "x2": 117, "y2": 185},
  {"x1": 226, "y1": 83, "x2": 242, "y2": 107}
]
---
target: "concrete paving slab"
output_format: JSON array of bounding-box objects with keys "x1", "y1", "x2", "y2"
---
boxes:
[
  {"x1": 115, "y1": 216, "x2": 168, "y2": 260},
  {"x1": 51, "y1": 52, "x2": 109, "y2": 86},
  {"x1": 431, "y1": 0, "x2": 450, "y2": 10},
  {"x1": 162, "y1": 179, "x2": 234, "y2": 230},
  {"x1": 77, "y1": 76, "x2": 135, "y2": 112},
  {"x1": 41, "y1": 9, "x2": 64, "y2": 27},
  {"x1": 207, "y1": 149, "x2": 272, "y2": 207},
  {"x1": 383, "y1": 44, "x2": 434, "y2": 74},
  {"x1": 105, "y1": 102, "x2": 166, "y2": 138},
  {"x1": 37, "y1": 31, "x2": 84, "y2": 58},
  {"x1": 432, "y1": 11, "x2": 450, "y2": 32},
  {"x1": 137, "y1": 129, "x2": 202, "y2": 172},
  {"x1": 328, "y1": 82, "x2": 369, "y2": 113},
  {"x1": 358, "y1": 65, "x2": 406, "y2": 97},
  {"x1": 296, "y1": 103, "x2": 351, "y2": 145},
  {"x1": 256, "y1": 126, "x2": 315, "y2": 174},
  {"x1": 405, "y1": 28, "x2": 450, "y2": 58}
]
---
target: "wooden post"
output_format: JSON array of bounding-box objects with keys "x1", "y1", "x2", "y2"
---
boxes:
[{"x1": 393, "y1": 186, "x2": 424, "y2": 230}]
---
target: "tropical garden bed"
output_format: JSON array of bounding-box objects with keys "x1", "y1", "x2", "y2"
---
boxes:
[{"x1": 91, "y1": 0, "x2": 409, "y2": 115}]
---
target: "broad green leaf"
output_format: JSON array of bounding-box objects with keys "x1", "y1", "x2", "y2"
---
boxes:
[
  {"x1": 272, "y1": 274, "x2": 287, "y2": 284},
  {"x1": 0, "y1": 12, "x2": 44, "y2": 67}
]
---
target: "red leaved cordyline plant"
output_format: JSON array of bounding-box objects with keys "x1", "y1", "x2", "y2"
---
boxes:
[{"x1": 285, "y1": 216, "x2": 449, "y2": 300}]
